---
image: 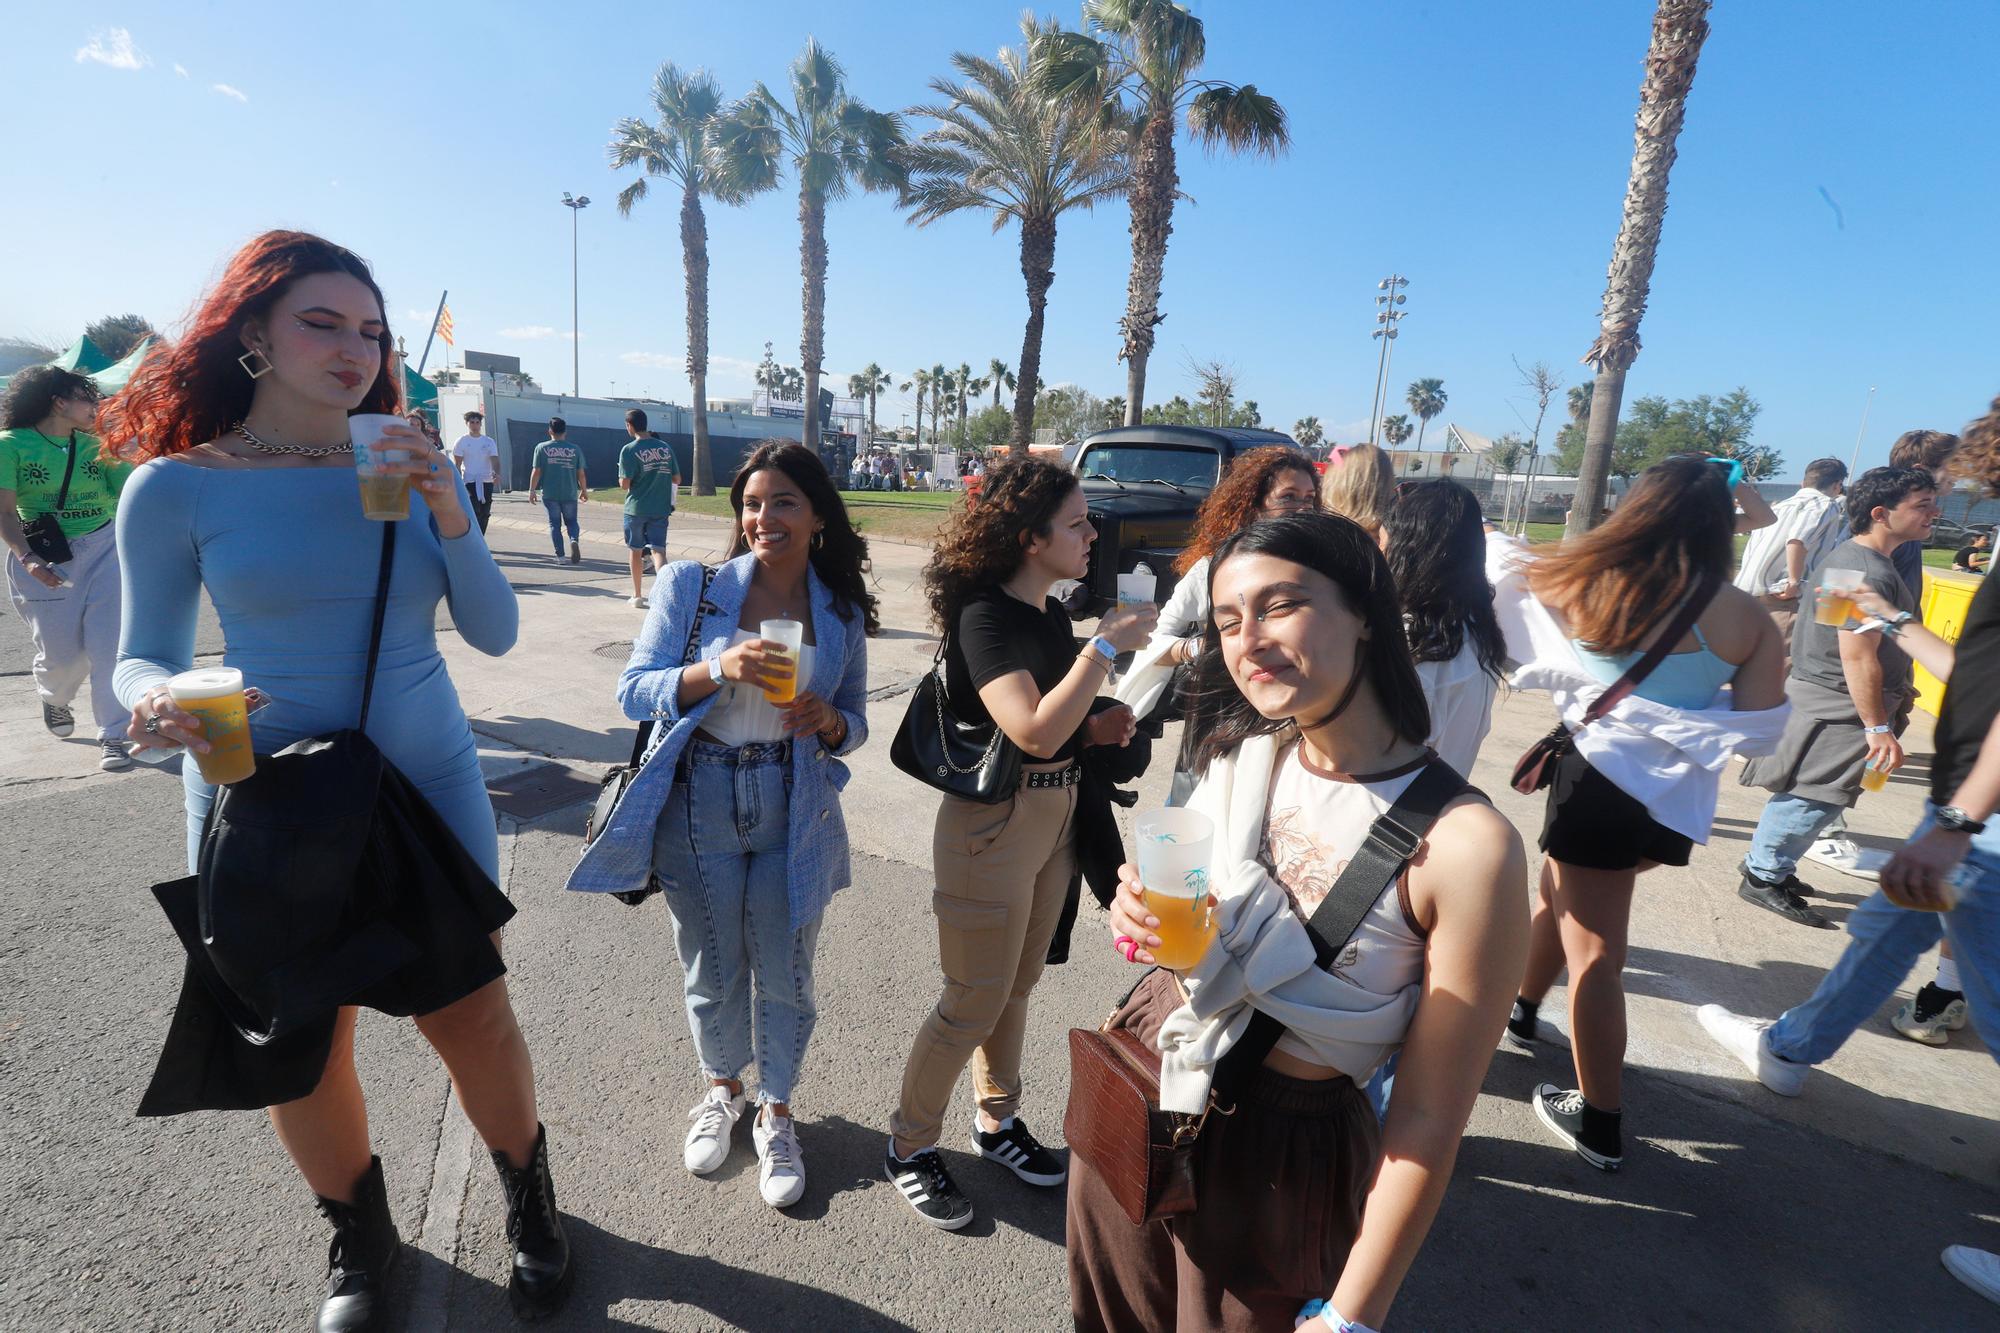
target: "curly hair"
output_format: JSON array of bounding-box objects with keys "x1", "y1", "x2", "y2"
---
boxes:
[
  {"x1": 1319, "y1": 441, "x2": 1397, "y2": 536},
  {"x1": 1174, "y1": 446, "x2": 1319, "y2": 575},
  {"x1": 100, "y1": 231, "x2": 399, "y2": 462},
  {"x1": 726, "y1": 440, "x2": 879, "y2": 636},
  {"x1": 924, "y1": 456, "x2": 1079, "y2": 632},
  {"x1": 1950, "y1": 392, "x2": 2000, "y2": 498},
  {"x1": 0, "y1": 365, "x2": 101, "y2": 430}
]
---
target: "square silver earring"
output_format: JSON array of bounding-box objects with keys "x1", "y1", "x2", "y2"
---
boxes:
[{"x1": 237, "y1": 348, "x2": 274, "y2": 379}]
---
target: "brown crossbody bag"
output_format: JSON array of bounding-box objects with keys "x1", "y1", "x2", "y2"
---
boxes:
[{"x1": 1063, "y1": 758, "x2": 1469, "y2": 1226}]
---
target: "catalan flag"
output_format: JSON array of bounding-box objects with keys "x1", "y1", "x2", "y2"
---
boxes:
[{"x1": 436, "y1": 305, "x2": 456, "y2": 346}]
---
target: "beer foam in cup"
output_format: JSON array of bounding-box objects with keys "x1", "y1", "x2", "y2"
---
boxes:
[{"x1": 167, "y1": 666, "x2": 245, "y2": 701}]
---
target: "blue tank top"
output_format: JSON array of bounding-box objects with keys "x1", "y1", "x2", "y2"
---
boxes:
[{"x1": 1573, "y1": 623, "x2": 1734, "y2": 710}]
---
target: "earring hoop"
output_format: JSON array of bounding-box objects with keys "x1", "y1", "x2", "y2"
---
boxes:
[
  {"x1": 237, "y1": 348, "x2": 274, "y2": 380},
  {"x1": 811, "y1": 530, "x2": 825, "y2": 551}
]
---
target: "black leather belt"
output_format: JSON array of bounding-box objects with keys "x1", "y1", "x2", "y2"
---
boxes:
[{"x1": 1023, "y1": 765, "x2": 1081, "y2": 790}]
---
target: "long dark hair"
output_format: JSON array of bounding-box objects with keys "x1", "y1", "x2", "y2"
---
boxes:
[
  {"x1": 923, "y1": 456, "x2": 1079, "y2": 631},
  {"x1": 1383, "y1": 479, "x2": 1506, "y2": 679},
  {"x1": 1526, "y1": 454, "x2": 1734, "y2": 656},
  {"x1": 1187, "y1": 511, "x2": 1432, "y2": 773},
  {"x1": 0, "y1": 365, "x2": 101, "y2": 430},
  {"x1": 101, "y1": 230, "x2": 399, "y2": 462},
  {"x1": 727, "y1": 440, "x2": 880, "y2": 636}
]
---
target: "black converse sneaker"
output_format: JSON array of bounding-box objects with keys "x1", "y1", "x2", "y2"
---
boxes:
[
  {"x1": 970, "y1": 1115, "x2": 1067, "y2": 1186},
  {"x1": 1532, "y1": 1084, "x2": 1622, "y2": 1172},
  {"x1": 1504, "y1": 999, "x2": 1556, "y2": 1053},
  {"x1": 884, "y1": 1143, "x2": 974, "y2": 1230}
]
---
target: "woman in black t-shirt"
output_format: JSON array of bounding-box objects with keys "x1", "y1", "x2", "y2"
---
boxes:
[{"x1": 884, "y1": 458, "x2": 1157, "y2": 1230}]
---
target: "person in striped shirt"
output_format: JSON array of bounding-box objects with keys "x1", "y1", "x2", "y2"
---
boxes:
[{"x1": 1733, "y1": 457, "x2": 1849, "y2": 650}]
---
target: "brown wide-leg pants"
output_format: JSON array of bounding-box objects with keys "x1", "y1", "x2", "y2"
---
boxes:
[{"x1": 891, "y1": 777, "x2": 1078, "y2": 1150}]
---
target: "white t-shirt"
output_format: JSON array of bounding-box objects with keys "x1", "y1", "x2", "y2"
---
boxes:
[
  {"x1": 1415, "y1": 637, "x2": 1498, "y2": 777},
  {"x1": 453, "y1": 433, "x2": 500, "y2": 484},
  {"x1": 698, "y1": 629, "x2": 817, "y2": 747}
]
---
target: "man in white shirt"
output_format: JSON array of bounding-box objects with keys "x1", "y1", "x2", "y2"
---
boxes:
[
  {"x1": 1734, "y1": 457, "x2": 1848, "y2": 649},
  {"x1": 451, "y1": 410, "x2": 501, "y2": 534}
]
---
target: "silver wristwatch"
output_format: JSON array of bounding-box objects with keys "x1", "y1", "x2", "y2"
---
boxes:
[{"x1": 1935, "y1": 806, "x2": 1987, "y2": 836}]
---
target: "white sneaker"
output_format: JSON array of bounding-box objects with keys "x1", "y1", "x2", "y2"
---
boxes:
[
  {"x1": 1893, "y1": 992, "x2": 1970, "y2": 1045},
  {"x1": 1801, "y1": 837, "x2": 1889, "y2": 881},
  {"x1": 1696, "y1": 1004, "x2": 1809, "y2": 1097},
  {"x1": 752, "y1": 1110, "x2": 806, "y2": 1208},
  {"x1": 1942, "y1": 1245, "x2": 2000, "y2": 1307},
  {"x1": 683, "y1": 1085, "x2": 747, "y2": 1175},
  {"x1": 629, "y1": 594, "x2": 649, "y2": 610}
]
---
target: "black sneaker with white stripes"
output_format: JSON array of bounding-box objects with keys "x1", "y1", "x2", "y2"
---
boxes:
[
  {"x1": 970, "y1": 1115, "x2": 1066, "y2": 1187},
  {"x1": 884, "y1": 1144, "x2": 974, "y2": 1230}
]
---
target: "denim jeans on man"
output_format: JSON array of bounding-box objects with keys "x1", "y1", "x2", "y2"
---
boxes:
[
  {"x1": 1768, "y1": 804, "x2": 1999, "y2": 1067},
  {"x1": 652, "y1": 739, "x2": 822, "y2": 1105},
  {"x1": 542, "y1": 496, "x2": 578, "y2": 556},
  {"x1": 1745, "y1": 792, "x2": 1847, "y2": 882}
]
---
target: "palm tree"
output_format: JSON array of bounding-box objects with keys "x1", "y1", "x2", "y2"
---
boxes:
[
  {"x1": 903, "y1": 17, "x2": 1135, "y2": 450},
  {"x1": 710, "y1": 39, "x2": 905, "y2": 453},
  {"x1": 853, "y1": 362, "x2": 892, "y2": 443},
  {"x1": 1382, "y1": 413, "x2": 1413, "y2": 447},
  {"x1": 987, "y1": 358, "x2": 1016, "y2": 407},
  {"x1": 1405, "y1": 377, "x2": 1447, "y2": 451},
  {"x1": 1034, "y1": 2, "x2": 1287, "y2": 426},
  {"x1": 902, "y1": 368, "x2": 931, "y2": 447},
  {"x1": 1567, "y1": 381, "x2": 1594, "y2": 426},
  {"x1": 1104, "y1": 395, "x2": 1127, "y2": 427},
  {"x1": 961, "y1": 375, "x2": 987, "y2": 443},
  {"x1": 1292, "y1": 415, "x2": 1323, "y2": 449},
  {"x1": 1571, "y1": 0, "x2": 1713, "y2": 537},
  {"x1": 608, "y1": 62, "x2": 742, "y2": 495}
]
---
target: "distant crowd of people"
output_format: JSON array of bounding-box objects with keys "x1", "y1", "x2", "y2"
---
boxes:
[{"x1": 7, "y1": 226, "x2": 1999, "y2": 1328}]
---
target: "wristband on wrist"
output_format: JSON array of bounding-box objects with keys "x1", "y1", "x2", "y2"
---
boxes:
[
  {"x1": 1088, "y1": 634, "x2": 1118, "y2": 664},
  {"x1": 1863, "y1": 724, "x2": 1892, "y2": 735},
  {"x1": 705, "y1": 649, "x2": 725, "y2": 685}
]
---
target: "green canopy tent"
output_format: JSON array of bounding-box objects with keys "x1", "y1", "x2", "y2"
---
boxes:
[
  {"x1": 89, "y1": 336, "x2": 157, "y2": 395},
  {"x1": 51, "y1": 334, "x2": 115, "y2": 375},
  {"x1": 403, "y1": 363, "x2": 438, "y2": 415}
]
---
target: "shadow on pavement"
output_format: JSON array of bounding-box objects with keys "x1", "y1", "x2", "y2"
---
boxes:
[{"x1": 476, "y1": 713, "x2": 629, "y2": 767}]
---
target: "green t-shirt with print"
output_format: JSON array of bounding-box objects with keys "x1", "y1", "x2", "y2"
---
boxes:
[
  {"x1": 0, "y1": 429, "x2": 133, "y2": 538},
  {"x1": 619, "y1": 436, "x2": 679, "y2": 518},
  {"x1": 532, "y1": 439, "x2": 586, "y2": 505}
]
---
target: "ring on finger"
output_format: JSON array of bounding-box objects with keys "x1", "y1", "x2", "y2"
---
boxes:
[
  {"x1": 143, "y1": 715, "x2": 163, "y2": 735},
  {"x1": 1114, "y1": 934, "x2": 1138, "y2": 962}
]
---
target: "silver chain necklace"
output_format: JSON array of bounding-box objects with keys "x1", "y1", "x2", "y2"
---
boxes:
[{"x1": 232, "y1": 422, "x2": 351, "y2": 458}]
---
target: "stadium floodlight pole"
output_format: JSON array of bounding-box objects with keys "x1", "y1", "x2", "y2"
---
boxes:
[
  {"x1": 1848, "y1": 384, "x2": 1876, "y2": 473},
  {"x1": 1367, "y1": 275, "x2": 1409, "y2": 445},
  {"x1": 561, "y1": 192, "x2": 591, "y2": 396}
]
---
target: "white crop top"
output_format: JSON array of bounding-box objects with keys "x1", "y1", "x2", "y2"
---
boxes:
[
  {"x1": 1258, "y1": 745, "x2": 1429, "y2": 1077},
  {"x1": 698, "y1": 629, "x2": 817, "y2": 747}
]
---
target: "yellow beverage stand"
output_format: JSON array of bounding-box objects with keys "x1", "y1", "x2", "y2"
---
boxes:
[{"x1": 1914, "y1": 569, "x2": 1983, "y2": 715}]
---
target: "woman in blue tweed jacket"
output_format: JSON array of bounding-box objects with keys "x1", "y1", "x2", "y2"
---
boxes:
[{"x1": 567, "y1": 442, "x2": 875, "y2": 1210}]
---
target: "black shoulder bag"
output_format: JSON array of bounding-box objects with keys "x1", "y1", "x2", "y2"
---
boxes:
[
  {"x1": 21, "y1": 432, "x2": 79, "y2": 564},
  {"x1": 1510, "y1": 570, "x2": 1722, "y2": 794},
  {"x1": 1064, "y1": 758, "x2": 1470, "y2": 1225},
  {"x1": 890, "y1": 638, "x2": 1022, "y2": 804},
  {"x1": 584, "y1": 563, "x2": 717, "y2": 906}
]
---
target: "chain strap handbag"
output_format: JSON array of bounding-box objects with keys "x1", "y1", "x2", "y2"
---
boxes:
[
  {"x1": 1064, "y1": 759, "x2": 1470, "y2": 1226},
  {"x1": 584, "y1": 564, "x2": 717, "y2": 904},
  {"x1": 889, "y1": 639, "x2": 1022, "y2": 804}
]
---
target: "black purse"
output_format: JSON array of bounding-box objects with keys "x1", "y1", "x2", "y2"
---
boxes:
[
  {"x1": 890, "y1": 639, "x2": 1022, "y2": 804},
  {"x1": 584, "y1": 564, "x2": 717, "y2": 906},
  {"x1": 21, "y1": 433, "x2": 78, "y2": 565}
]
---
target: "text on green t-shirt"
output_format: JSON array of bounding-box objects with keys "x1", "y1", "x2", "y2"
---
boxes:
[
  {"x1": 532, "y1": 439, "x2": 586, "y2": 505},
  {"x1": 619, "y1": 437, "x2": 678, "y2": 517},
  {"x1": 0, "y1": 429, "x2": 133, "y2": 538}
]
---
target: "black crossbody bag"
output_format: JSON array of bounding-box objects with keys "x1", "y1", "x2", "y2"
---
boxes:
[
  {"x1": 22, "y1": 433, "x2": 79, "y2": 564},
  {"x1": 890, "y1": 638, "x2": 1023, "y2": 804}
]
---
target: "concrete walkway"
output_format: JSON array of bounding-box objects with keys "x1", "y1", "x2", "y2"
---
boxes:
[{"x1": 2, "y1": 490, "x2": 1992, "y2": 1330}]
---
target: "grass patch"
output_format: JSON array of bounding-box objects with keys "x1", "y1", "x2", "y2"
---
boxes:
[{"x1": 674, "y1": 489, "x2": 961, "y2": 543}]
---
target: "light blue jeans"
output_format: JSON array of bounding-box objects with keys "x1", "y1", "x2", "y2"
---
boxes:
[
  {"x1": 652, "y1": 739, "x2": 823, "y2": 1105},
  {"x1": 542, "y1": 496, "x2": 578, "y2": 555},
  {"x1": 1745, "y1": 791, "x2": 1847, "y2": 881},
  {"x1": 1768, "y1": 804, "x2": 1999, "y2": 1067}
]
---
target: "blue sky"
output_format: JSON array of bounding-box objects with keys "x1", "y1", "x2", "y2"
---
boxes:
[{"x1": 6, "y1": 1, "x2": 1997, "y2": 472}]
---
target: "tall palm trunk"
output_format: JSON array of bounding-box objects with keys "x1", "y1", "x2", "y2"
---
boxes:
[
  {"x1": 1011, "y1": 218, "x2": 1057, "y2": 452},
  {"x1": 680, "y1": 181, "x2": 716, "y2": 495},
  {"x1": 798, "y1": 187, "x2": 828, "y2": 453},
  {"x1": 914, "y1": 383, "x2": 925, "y2": 448},
  {"x1": 1119, "y1": 104, "x2": 1178, "y2": 426},
  {"x1": 867, "y1": 387, "x2": 878, "y2": 444},
  {"x1": 1415, "y1": 416, "x2": 1428, "y2": 452},
  {"x1": 1570, "y1": 0, "x2": 1712, "y2": 538}
]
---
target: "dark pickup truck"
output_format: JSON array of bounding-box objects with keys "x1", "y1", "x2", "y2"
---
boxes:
[{"x1": 1059, "y1": 424, "x2": 1300, "y2": 619}]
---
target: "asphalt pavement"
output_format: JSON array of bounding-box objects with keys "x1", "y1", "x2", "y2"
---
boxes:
[{"x1": 2, "y1": 490, "x2": 1994, "y2": 1331}]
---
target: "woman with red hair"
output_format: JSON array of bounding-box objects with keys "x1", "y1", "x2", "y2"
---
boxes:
[{"x1": 102, "y1": 231, "x2": 572, "y2": 1328}]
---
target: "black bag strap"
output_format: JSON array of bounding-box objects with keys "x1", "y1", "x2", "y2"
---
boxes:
[
  {"x1": 356, "y1": 523, "x2": 397, "y2": 733},
  {"x1": 1576, "y1": 569, "x2": 1723, "y2": 728},
  {"x1": 630, "y1": 563, "x2": 718, "y2": 763},
  {"x1": 1210, "y1": 756, "x2": 1472, "y2": 1105},
  {"x1": 50, "y1": 430, "x2": 80, "y2": 513}
]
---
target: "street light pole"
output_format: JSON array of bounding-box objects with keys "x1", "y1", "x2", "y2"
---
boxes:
[
  {"x1": 561, "y1": 192, "x2": 591, "y2": 397},
  {"x1": 1848, "y1": 384, "x2": 1876, "y2": 473},
  {"x1": 1367, "y1": 275, "x2": 1408, "y2": 445}
]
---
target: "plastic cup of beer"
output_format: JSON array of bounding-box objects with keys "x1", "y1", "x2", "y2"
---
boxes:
[
  {"x1": 351, "y1": 413, "x2": 411, "y2": 521},
  {"x1": 1860, "y1": 753, "x2": 1893, "y2": 793},
  {"x1": 1135, "y1": 808, "x2": 1219, "y2": 969},
  {"x1": 167, "y1": 667, "x2": 257, "y2": 786},
  {"x1": 759, "y1": 619, "x2": 805, "y2": 704},
  {"x1": 1814, "y1": 568, "x2": 1864, "y2": 627},
  {"x1": 1116, "y1": 572, "x2": 1153, "y2": 606}
]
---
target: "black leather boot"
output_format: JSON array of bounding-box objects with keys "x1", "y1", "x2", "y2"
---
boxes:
[
  {"x1": 491, "y1": 1123, "x2": 573, "y2": 1320},
  {"x1": 313, "y1": 1155, "x2": 401, "y2": 1333}
]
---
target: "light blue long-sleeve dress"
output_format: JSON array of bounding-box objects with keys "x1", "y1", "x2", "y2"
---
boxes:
[{"x1": 113, "y1": 459, "x2": 519, "y2": 876}]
